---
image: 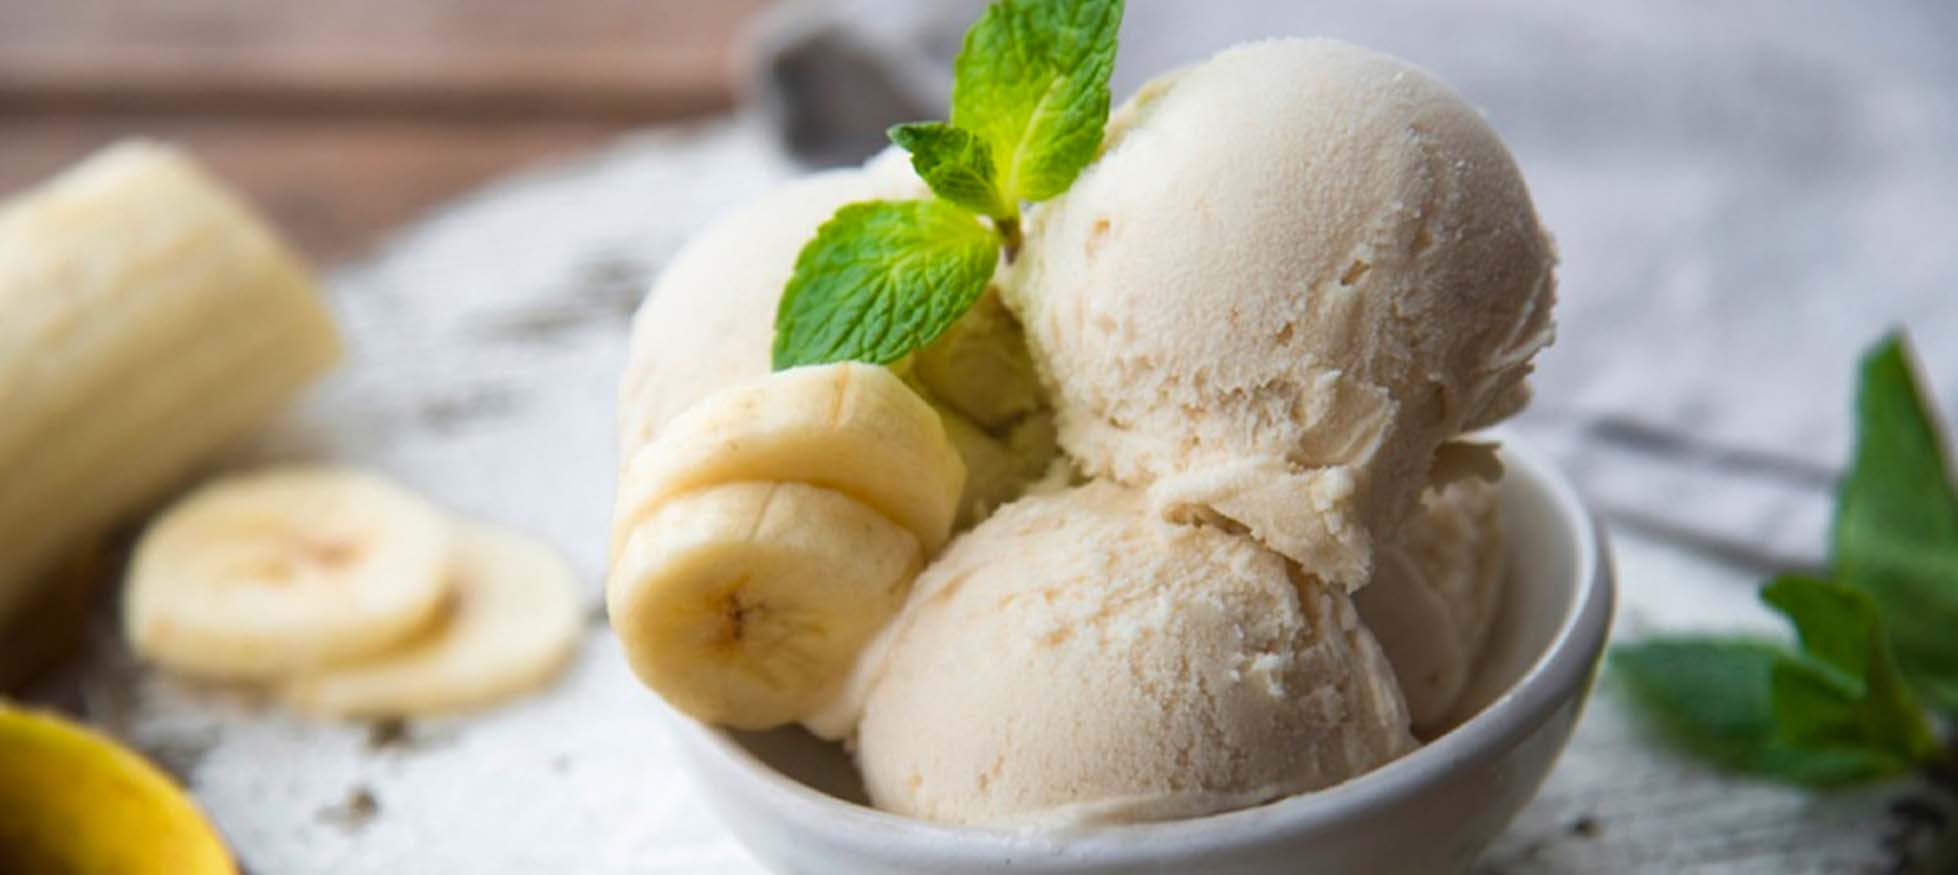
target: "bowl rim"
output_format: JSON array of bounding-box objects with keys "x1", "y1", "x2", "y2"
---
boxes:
[{"x1": 666, "y1": 428, "x2": 1616, "y2": 863}]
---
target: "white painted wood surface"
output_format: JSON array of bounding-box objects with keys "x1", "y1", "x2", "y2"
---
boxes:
[{"x1": 27, "y1": 116, "x2": 1944, "y2": 873}]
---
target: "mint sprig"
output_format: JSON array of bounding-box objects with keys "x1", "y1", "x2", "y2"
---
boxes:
[
  {"x1": 888, "y1": 123, "x2": 1008, "y2": 219},
  {"x1": 772, "y1": 201, "x2": 998, "y2": 370},
  {"x1": 1616, "y1": 577, "x2": 1935, "y2": 785},
  {"x1": 1833, "y1": 337, "x2": 1958, "y2": 713},
  {"x1": 1763, "y1": 576, "x2": 1939, "y2": 771},
  {"x1": 1615, "y1": 638, "x2": 1901, "y2": 784},
  {"x1": 774, "y1": 0, "x2": 1124, "y2": 371},
  {"x1": 948, "y1": 0, "x2": 1122, "y2": 209},
  {"x1": 1614, "y1": 331, "x2": 1956, "y2": 787}
]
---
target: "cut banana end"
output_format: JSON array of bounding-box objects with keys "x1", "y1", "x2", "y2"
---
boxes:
[
  {"x1": 123, "y1": 467, "x2": 451, "y2": 680},
  {"x1": 0, "y1": 141, "x2": 339, "y2": 637},
  {"x1": 608, "y1": 482, "x2": 922, "y2": 729},
  {"x1": 613, "y1": 362, "x2": 965, "y2": 559},
  {"x1": 283, "y1": 523, "x2": 582, "y2": 718}
]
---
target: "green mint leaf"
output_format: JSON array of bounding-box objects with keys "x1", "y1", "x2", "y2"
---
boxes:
[
  {"x1": 889, "y1": 122, "x2": 1010, "y2": 219},
  {"x1": 772, "y1": 199, "x2": 998, "y2": 370},
  {"x1": 1761, "y1": 575, "x2": 1940, "y2": 765},
  {"x1": 951, "y1": 0, "x2": 1123, "y2": 207},
  {"x1": 1613, "y1": 639, "x2": 1899, "y2": 785},
  {"x1": 1613, "y1": 639, "x2": 1784, "y2": 762},
  {"x1": 1832, "y1": 333, "x2": 1958, "y2": 713},
  {"x1": 1761, "y1": 574, "x2": 1879, "y2": 694},
  {"x1": 1769, "y1": 663, "x2": 1919, "y2": 777}
]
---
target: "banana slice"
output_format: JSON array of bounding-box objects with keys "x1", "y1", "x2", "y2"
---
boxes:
[
  {"x1": 123, "y1": 466, "x2": 451, "y2": 680},
  {"x1": 608, "y1": 481, "x2": 922, "y2": 729},
  {"x1": 283, "y1": 523, "x2": 582, "y2": 718},
  {"x1": 613, "y1": 362, "x2": 964, "y2": 558}
]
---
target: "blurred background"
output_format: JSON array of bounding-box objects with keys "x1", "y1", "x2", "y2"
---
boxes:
[
  {"x1": 0, "y1": 0, "x2": 768, "y2": 261},
  {"x1": 6, "y1": 1, "x2": 1956, "y2": 871}
]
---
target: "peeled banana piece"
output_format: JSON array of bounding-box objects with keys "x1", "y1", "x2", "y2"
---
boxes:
[
  {"x1": 613, "y1": 362, "x2": 965, "y2": 557},
  {"x1": 609, "y1": 482, "x2": 923, "y2": 729},
  {"x1": 123, "y1": 467, "x2": 451, "y2": 680},
  {"x1": 283, "y1": 523, "x2": 582, "y2": 718},
  {"x1": 0, "y1": 142, "x2": 340, "y2": 651}
]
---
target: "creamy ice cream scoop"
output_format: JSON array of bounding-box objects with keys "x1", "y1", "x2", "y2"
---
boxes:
[
  {"x1": 617, "y1": 148, "x2": 1055, "y2": 526},
  {"x1": 1354, "y1": 476, "x2": 1506, "y2": 732},
  {"x1": 850, "y1": 481, "x2": 1415, "y2": 827},
  {"x1": 1003, "y1": 38, "x2": 1556, "y2": 591},
  {"x1": 618, "y1": 147, "x2": 924, "y2": 455}
]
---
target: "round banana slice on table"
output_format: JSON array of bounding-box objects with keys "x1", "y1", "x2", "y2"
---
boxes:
[
  {"x1": 283, "y1": 523, "x2": 582, "y2": 718},
  {"x1": 613, "y1": 361, "x2": 966, "y2": 557},
  {"x1": 123, "y1": 466, "x2": 451, "y2": 679},
  {"x1": 608, "y1": 481, "x2": 923, "y2": 729}
]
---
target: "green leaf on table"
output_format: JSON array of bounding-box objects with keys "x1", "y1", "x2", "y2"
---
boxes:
[
  {"x1": 889, "y1": 122, "x2": 1010, "y2": 219},
  {"x1": 772, "y1": 200, "x2": 998, "y2": 370},
  {"x1": 1613, "y1": 332, "x2": 1958, "y2": 788},
  {"x1": 1761, "y1": 575, "x2": 1940, "y2": 766},
  {"x1": 951, "y1": 0, "x2": 1123, "y2": 207},
  {"x1": 1831, "y1": 333, "x2": 1958, "y2": 713},
  {"x1": 1613, "y1": 639, "x2": 1898, "y2": 785}
]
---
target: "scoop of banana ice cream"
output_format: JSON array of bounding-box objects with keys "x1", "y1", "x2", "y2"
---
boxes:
[
  {"x1": 618, "y1": 148, "x2": 1056, "y2": 526},
  {"x1": 618, "y1": 148, "x2": 923, "y2": 453},
  {"x1": 910, "y1": 291, "x2": 1062, "y2": 524},
  {"x1": 1003, "y1": 38, "x2": 1555, "y2": 591},
  {"x1": 1354, "y1": 476, "x2": 1506, "y2": 732},
  {"x1": 850, "y1": 481, "x2": 1415, "y2": 827}
]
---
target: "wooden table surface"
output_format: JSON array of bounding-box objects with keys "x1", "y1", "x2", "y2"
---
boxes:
[{"x1": 0, "y1": 0, "x2": 772, "y2": 263}]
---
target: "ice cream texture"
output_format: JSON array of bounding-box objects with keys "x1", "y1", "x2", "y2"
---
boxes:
[
  {"x1": 1354, "y1": 476, "x2": 1506, "y2": 732},
  {"x1": 852, "y1": 482, "x2": 1415, "y2": 827},
  {"x1": 618, "y1": 147, "x2": 923, "y2": 454},
  {"x1": 1003, "y1": 38, "x2": 1556, "y2": 592},
  {"x1": 618, "y1": 148, "x2": 1056, "y2": 528}
]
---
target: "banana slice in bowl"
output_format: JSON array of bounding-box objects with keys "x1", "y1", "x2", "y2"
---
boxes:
[
  {"x1": 609, "y1": 481, "x2": 923, "y2": 730},
  {"x1": 282, "y1": 523, "x2": 582, "y2": 718},
  {"x1": 123, "y1": 466, "x2": 451, "y2": 680},
  {"x1": 608, "y1": 362, "x2": 964, "y2": 730},
  {"x1": 614, "y1": 362, "x2": 965, "y2": 557}
]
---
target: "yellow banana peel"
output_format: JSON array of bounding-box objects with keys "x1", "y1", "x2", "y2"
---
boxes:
[{"x1": 0, "y1": 704, "x2": 234, "y2": 874}]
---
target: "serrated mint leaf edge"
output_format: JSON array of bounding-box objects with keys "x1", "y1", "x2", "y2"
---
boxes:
[
  {"x1": 949, "y1": 0, "x2": 1123, "y2": 206},
  {"x1": 772, "y1": 199, "x2": 999, "y2": 371},
  {"x1": 889, "y1": 122, "x2": 1009, "y2": 219}
]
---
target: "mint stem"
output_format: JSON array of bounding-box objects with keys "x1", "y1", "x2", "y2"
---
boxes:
[{"x1": 996, "y1": 216, "x2": 1023, "y2": 262}]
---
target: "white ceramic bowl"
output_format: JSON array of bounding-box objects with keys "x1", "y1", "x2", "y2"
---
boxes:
[{"x1": 662, "y1": 433, "x2": 1614, "y2": 875}]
